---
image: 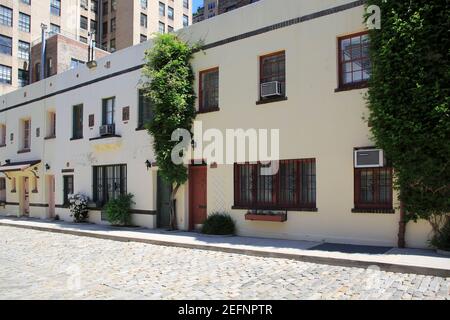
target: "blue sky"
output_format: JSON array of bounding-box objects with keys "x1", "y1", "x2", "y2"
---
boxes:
[{"x1": 193, "y1": 0, "x2": 203, "y2": 11}]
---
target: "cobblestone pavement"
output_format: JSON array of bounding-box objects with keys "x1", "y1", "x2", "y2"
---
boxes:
[{"x1": 0, "y1": 226, "x2": 448, "y2": 300}]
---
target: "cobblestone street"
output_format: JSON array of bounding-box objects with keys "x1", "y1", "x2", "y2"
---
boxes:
[{"x1": 0, "y1": 226, "x2": 448, "y2": 300}]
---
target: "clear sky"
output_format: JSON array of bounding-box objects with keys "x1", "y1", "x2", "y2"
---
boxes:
[{"x1": 193, "y1": 0, "x2": 203, "y2": 12}]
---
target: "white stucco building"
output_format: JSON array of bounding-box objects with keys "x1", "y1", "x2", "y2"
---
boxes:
[{"x1": 0, "y1": 0, "x2": 432, "y2": 248}]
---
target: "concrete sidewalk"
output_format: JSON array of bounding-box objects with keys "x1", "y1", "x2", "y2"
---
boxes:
[{"x1": 0, "y1": 216, "x2": 449, "y2": 277}]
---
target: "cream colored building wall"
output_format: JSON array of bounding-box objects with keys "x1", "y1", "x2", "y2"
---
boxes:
[{"x1": 0, "y1": 0, "x2": 432, "y2": 248}]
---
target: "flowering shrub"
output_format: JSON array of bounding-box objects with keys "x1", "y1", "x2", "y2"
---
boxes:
[{"x1": 68, "y1": 193, "x2": 89, "y2": 223}]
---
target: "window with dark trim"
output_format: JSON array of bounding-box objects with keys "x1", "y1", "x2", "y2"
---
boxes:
[
  {"x1": 122, "y1": 106, "x2": 129, "y2": 121},
  {"x1": 338, "y1": 32, "x2": 370, "y2": 90},
  {"x1": 234, "y1": 159, "x2": 316, "y2": 210},
  {"x1": 199, "y1": 67, "x2": 219, "y2": 112},
  {"x1": 93, "y1": 164, "x2": 127, "y2": 206},
  {"x1": 102, "y1": 97, "x2": 115, "y2": 125},
  {"x1": 259, "y1": 51, "x2": 286, "y2": 100},
  {"x1": 0, "y1": 35, "x2": 12, "y2": 55},
  {"x1": 63, "y1": 175, "x2": 73, "y2": 205},
  {"x1": 138, "y1": 90, "x2": 153, "y2": 128},
  {"x1": 72, "y1": 104, "x2": 83, "y2": 139},
  {"x1": 354, "y1": 167, "x2": 393, "y2": 211}
]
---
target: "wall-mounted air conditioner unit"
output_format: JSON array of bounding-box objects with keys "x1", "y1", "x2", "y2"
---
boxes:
[
  {"x1": 99, "y1": 124, "x2": 115, "y2": 136},
  {"x1": 261, "y1": 81, "x2": 281, "y2": 98},
  {"x1": 354, "y1": 149, "x2": 384, "y2": 168}
]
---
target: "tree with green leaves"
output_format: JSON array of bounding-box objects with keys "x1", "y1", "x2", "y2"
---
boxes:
[
  {"x1": 365, "y1": 1, "x2": 450, "y2": 245},
  {"x1": 141, "y1": 34, "x2": 197, "y2": 230}
]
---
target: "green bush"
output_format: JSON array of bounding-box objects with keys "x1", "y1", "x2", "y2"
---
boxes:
[
  {"x1": 105, "y1": 193, "x2": 135, "y2": 226},
  {"x1": 430, "y1": 217, "x2": 450, "y2": 251},
  {"x1": 201, "y1": 213, "x2": 236, "y2": 235}
]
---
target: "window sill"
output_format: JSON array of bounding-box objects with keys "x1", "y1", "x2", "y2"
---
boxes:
[
  {"x1": 197, "y1": 107, "x2": 220, "y2": 114},
  {"x1": 335, "y1": 82, "x2": 368, "y2": 92},
  {"x1": 17, "y1": 149, "x2": 30, "y2": 154},
  {"x1": 232, "y1": 205, "x2": 317, "y2": 212},
  {"x1": 352, "y1": 208, "x2": 395, "y2": 214},
  {"x1": 44, "y1": 136, "x2": 56, "y2": 140},
  {"x1": 256, "y1": 96, "x2": 288, "y2": 105},
  {"x1": 70, "y1": 137, "x2": 83, "y2": 141},
  {"x1": 89, "y1": 134, "x2": 122, "y2": 141}
]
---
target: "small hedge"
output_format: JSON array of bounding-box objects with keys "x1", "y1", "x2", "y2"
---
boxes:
[
  {"x1": 430, "y1": 217, "x2": 450, "y2": 251},
  {"x1": 105, "y1": 193, "x2": 135, "y2": 226},
  {"x1": 201, "y1": 212, "x2": 236, "y2": 235}
]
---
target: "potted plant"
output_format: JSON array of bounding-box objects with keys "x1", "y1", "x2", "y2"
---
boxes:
[
  {"x1": 68, "y1": 193, "x2": 89, "y2": 223},
  {"x1": 105, "y1": 193, "x2": 135, "y2": 226}
]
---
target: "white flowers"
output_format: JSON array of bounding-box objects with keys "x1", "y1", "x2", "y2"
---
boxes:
[{"x1": 69, "y1": 193, "x2": 89, "y2": 222}]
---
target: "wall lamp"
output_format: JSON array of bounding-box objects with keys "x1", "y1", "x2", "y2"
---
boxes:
[
  {"x1": 45, "y1": 163, "x2": 50, "y2": 170},
  {"x1": 145, "y1": 160, "x2": 152, "y2": 170}
]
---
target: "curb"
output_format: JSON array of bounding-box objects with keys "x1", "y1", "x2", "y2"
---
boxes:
[{"x1": 1, "y1": 221, "x2": 449, "y2": 277}]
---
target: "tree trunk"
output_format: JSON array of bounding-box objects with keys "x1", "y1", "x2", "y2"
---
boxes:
[
  {"x1": 398, "y1": 201, "x2": 406, "y2": 248},
  {"x1": 169, "y1": 183, "x2": 181, "y2": 230}
]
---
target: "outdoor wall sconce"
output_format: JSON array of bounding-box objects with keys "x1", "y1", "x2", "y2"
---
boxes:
[
  {"x1": 45, "y1": 163, "x2": 50, "y2": 170},
  {"x1": 191, "y1": 139, "x2": 197, "y2": 150},
  {"x1": 145, "y1": 160, "x2": 152, "y2": 170}
]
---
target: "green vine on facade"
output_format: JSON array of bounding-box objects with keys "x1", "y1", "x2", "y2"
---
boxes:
[
  {"x1": 141, "y1": 33, "x2": 197, "y2": 230},
  {"x1": 365, "y1": 1, "x2": 450, "y2": 241}
]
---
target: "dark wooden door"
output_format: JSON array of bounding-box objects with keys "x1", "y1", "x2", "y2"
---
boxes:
[
  {"x1": 189, "y1": 165, "x2": 207, "y2": 230},
  {"x1": 157, "y1": 173, "x2": 172, "y2": 229}
]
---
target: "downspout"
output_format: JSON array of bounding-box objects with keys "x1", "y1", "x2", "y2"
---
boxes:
[{"x1": 40, "y1": 24, "x2": 47, "y2": 80}]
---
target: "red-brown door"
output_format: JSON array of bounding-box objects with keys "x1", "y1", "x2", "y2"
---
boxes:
[{"x1": 189, "y1": 165, "x2": 207, "y2": 230}]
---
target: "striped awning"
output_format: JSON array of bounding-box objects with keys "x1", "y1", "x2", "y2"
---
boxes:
[{"x1": 0, "y1": 160, "x2": 41, "y2": 172}]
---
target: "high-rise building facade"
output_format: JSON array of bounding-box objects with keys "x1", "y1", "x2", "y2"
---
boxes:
[
  {"x1": 193, "y1": 0, "x2": 258, "y2": 23},
  {"x1": 0, "y1": 0, "x2": 192, "y2": 95}
]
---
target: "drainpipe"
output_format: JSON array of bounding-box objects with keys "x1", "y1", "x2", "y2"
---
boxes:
[
  {"x1": 398, "y1": 200, "x2": 406, "y2": 248},
  {"x1": 40, "y1": 23, "x2": 48, "y2": 80}
]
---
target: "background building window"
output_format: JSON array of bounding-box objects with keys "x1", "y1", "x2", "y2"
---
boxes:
[
  {"x1": 199, "y1": 67, "x2": 219, "y2": 112},
  {"x1": 80, "y1": 16, "x2": 88, "y2": 30},
  {"x1": 110, "y1": 18, "x2": 116, "y2": 32},
  {"x1": 354, "y1": 167, "x2": 393, "y2": 211},
  {"x1": 0, "y1": 6, "x2": 12, "y2": 27},
  {"x1": 102, "y1": 97, "x2": 115, "y2": 125},
  {"x1": 18, "y1": 69, "x2": 29, "y2": 87},
  {"x1": 63, "y1": 175, "x2": 74, "y2": 205},
  {"x1": 70, "y1": 58, "x2": 85, "y2": 69},
  {"x1": 72, "y1": 104, "x2": 83, "y2": 139},
  {"x1": 168, "y1": 6, "x2": 174, "y2": 20},
  {"x1": 90, "y1": 19, "x2": 97, "y2": 33},
  {"x1": 159, "y1": 2, "x2": 165, "y2": 16},
  {"x1": 47, "y1": 111, "x2": 56, "y2": 138},
  {"x1": 140, "y1": 34, "x2": 147, "y2": 43},
  {"x1": 111, "y1": 0, "x2": 117, "y2": 12},
  {"x1": 91, "y1": 0, "x2": 98, "y2": 13},
  {"x1": 50, "y1": 23, "x2": 60, "y2": 35},
  {"x1": 168, "y1": 26, "x2": 173, "y2": 33},
  {"x1": 234, "y1": 159, "x2": 316, "y2": 210},
  {"x1": 138, "y1": 89, "x2": 153, "y2": 128},
  {"x1": 18, "y1": 13, "x2": 31, "y2": 32},
  {"x1": 0, "y1": 35, "x2": 12, "y2": 55},
  {"x1": 79, "y1": 36, "x2": 88, "y2": 43},
  {"x1": 260, "y1": 51, "x2": 286, "y2": 99},
  {"x1": 183, "y1": 0, "x2": 189, "y2": 9},
  {"x1": 18, "y1": 41, "x2": 30, "y2": 60},
  {"x1": 21, "y1": 0, "x2": 31, "y2": 6},
  {"x1": 183, "y1": 14, "x2": 189, "y2": 27},
  {"x1": 93, "y1": 165, "x2": 127, "y2": 206},
  {"x1": 338, "y1": 32, "x2": 371, "y2": 89},
  {"x1": 140, "y1": 13, "x2": 147, "y2": 28},
  {"x1": 141, "y1": 0, "x2": 148, "y2": 10},
  {"x1": 109, "y1": 38, "x2": 116, "y2": 52},
  {"x1": 159, "y1": 21, "x2": 165, "y2": 34},
  {"x1": 0, "y1": 64, "x2": 12, "y2": 84},
  {"x1": 50, "y1": 0, "x2": 61, "y2": 16}
]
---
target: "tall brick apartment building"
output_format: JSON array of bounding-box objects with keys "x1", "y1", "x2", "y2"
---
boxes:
[{"x1": 194, "y1": 0, "x2": 259, "y2": 23}]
